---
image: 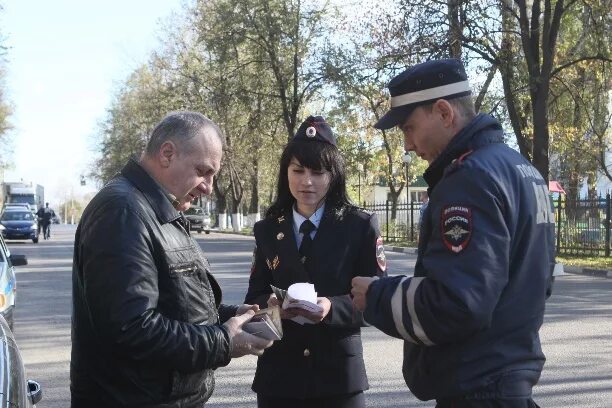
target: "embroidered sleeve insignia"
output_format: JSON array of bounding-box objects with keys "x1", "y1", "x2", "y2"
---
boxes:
[
  {"x1": 376, "y1": 236, "x2": 387, "y2": 272},
  {"x1": 440, "y1": 205, "x2": 472, "y2": 253},
  {"x1": 250, "y1": 246, "x2": 257, "y2": 275}
]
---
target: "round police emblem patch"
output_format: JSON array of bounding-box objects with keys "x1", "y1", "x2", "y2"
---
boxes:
[
  {"x1": 376, "y1": 236, "x2": 387, "y2": 272},
  {"x1": 440, "y1": 205, "x2": 472, "y2": 253},
  {"x1": 306, "y1": 126, "x2": 317, "y2": 138},
  {"x1": 250, "y1": 246, "x2": 257, "y2": 274}
]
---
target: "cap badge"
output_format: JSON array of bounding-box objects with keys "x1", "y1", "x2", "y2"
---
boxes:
[{"x1": 305, "y1": 126, "x2": 317, "y2": 138}]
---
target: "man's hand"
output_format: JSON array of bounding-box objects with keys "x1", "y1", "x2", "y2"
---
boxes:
[
  {"x1": 351, "y1": 276, "x2": 379, "y2": 312},
  {"x1": 235, "y1": 304, "x2": 259, "y2": 315},
  {"x1": 223, "y1": 310, "x2": 274, "y2": 358}
]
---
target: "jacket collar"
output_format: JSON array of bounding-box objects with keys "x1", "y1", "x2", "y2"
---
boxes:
[
  {"x1": 423, "y1": 113, "x2": 503, "y2": 190},
  {"x1": 120, "y1": 157, "x2": 181, "y2": 225}
]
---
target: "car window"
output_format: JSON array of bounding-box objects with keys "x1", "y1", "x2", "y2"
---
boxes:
[
  {"x1": 1, "y1": 211, "x2": 34, "y2": 221},
  {"x1": 185, "y1": 208, "x2": 203, "y2": 215}
]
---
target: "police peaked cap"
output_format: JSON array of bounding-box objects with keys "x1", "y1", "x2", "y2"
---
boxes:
[
  {"x1": 374, "y1": 58, "x2": 472, "y2": 130},
  {"x1": 293, "y1": 116, "x2": 336, "y2": 146}
]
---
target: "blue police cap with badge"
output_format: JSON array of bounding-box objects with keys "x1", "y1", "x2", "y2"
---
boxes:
[
  {"x1": 294, "y1": 116, "x2": 336, "y2": 146},
  {"x1": 374, "y1": 59, "x2": 472, "y2": 130}
]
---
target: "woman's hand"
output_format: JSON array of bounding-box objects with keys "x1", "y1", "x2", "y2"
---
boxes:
[
  {"x1": 267, "y1": 294, "x2": 298, "y2": 320},
  {"x1": 292, "y1": 297, "x2": 332, "y2": 323}
]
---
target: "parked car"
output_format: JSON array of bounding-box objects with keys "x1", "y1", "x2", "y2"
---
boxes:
[
  {"x1": 0, "y1": 314, "x2": 42, "y2": 407},
  {"x1": 184, "y1": 207, "x2": 211, "y2": 234},
  {"x1": 0, "y1": 233, "x2": 26, "y2": 331},
  {"x1": 0, "y1": 209, "x2": 39, "y2": 244},
  {"x1": 2, "y1": 203, "x2": 31, "y2": 212}
]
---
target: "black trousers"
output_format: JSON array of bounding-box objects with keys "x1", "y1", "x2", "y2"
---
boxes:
[
  {"x1": 257, "y1": 391, "x2": 365, "y2": 408},
  {"x1": 436, "y1": 398, "x2": 540, "y2": 408}
]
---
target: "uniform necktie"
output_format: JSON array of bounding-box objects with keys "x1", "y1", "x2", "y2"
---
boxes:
[{"x1": 299, "y1": 220, "x2": 316, "y2": 265}]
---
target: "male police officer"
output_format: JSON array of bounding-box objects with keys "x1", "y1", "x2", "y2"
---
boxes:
[{"x1": 352, "y1": 59, "x2": 556, "y2": 408}]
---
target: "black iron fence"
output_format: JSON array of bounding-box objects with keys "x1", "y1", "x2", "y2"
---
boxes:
[
  {"x1": 362, "y1": 195, "x2": 612, "y2": 257},
  {"x1": 361, "y1": 201, "x2": 423, "y2": 244},
  {"x1": 554, "y1": 194, "x2": 611, "y2": 257}
]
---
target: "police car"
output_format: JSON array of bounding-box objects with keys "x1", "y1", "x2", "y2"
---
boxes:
[
  {"x1": 0, "y1": 314, "x2": 42, "y2": 406},
  {"x1": 0, "y1": 233, "x2": 25, "y2": 330}
]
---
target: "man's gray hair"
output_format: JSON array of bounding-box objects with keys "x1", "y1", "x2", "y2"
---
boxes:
[{"x1": 144, "y1": 111, "x2": 224, "y2": 156}]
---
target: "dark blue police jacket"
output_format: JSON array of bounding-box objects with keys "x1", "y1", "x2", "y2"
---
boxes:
[{"x1": 364, "y1": 114, "x2": 556, "y2": 401}]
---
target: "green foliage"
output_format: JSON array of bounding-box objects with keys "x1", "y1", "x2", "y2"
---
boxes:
[
  {"x1": 89, "y1": 0, "x2": 610, "y2": 213},
  {"x1": 0, "y1": 10, "x2": 12, "y2": 171}
]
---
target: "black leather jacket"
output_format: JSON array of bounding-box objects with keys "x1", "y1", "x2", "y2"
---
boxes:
[{"x1": 71, "y1": 158, "x2": 237, "y2": 407}]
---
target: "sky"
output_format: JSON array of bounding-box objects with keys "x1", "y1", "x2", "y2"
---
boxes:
[{"x1": 2, "y1": 0, "x2": 183, "y2": 206}]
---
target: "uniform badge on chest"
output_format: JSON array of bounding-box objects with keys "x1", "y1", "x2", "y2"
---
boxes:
[{"x1": 266, "y1": 255, "x2": 280, "y2": 270}]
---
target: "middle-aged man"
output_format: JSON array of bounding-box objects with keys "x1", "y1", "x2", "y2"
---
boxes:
[
  {"x1": 352, "y1": 59, "x2": 556, "y2": 408},
  {"x1": 71, "y1": 111, "x2": 273, "y2": 407}
]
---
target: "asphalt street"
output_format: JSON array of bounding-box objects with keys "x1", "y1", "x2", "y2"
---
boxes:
[{"x1": 6, "y1": 225, "x2": 612, "y2": 407}]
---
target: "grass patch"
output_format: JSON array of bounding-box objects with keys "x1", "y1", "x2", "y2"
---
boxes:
[
  {"x1": 556, "y1": 255, "x2": 612, "y2": 270},
  {"x1": 387, "y1": 241, "x2": 612, "y2": 270}
]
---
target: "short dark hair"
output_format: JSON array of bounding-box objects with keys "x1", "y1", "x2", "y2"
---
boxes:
[
  {"x1": 266, "y1": 140, "x2": 354, "y2": 220},
  {"x1": 421, "y1": 95, "x2": 476, "y2": 120},
  {"x1": 144, "y1": 111, "x2": 223, "y2": 156}
]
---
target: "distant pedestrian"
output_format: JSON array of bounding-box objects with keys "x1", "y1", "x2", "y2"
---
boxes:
[
  {"x1": 36, "y1": 202, "x2": 55, "y2": 239},
  {"x1": 352, "y1": 59, "x2": 556, "y2": 408}
]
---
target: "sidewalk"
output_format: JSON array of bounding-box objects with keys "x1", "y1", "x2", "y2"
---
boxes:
[
  {"x1": 211, "y1": 229, "x2": 612, "y2": 279},
  {"x1": 383, "y1": 245, "x2": 612, "y2": 279}
]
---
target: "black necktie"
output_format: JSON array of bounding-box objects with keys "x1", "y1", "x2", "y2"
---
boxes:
[{"x1": 299, "y1": 220, "x2": 316, "y2": 265}]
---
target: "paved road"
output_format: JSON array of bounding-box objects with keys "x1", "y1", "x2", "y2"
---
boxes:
[{"x1": 7, "y1": 225, "x2": 612, "y2": 407}]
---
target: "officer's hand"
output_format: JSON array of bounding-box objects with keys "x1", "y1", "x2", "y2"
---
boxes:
[
  {"x1": 293, "y1": 297, "x2": 331, "y2": 323},
  {"x1": 267, "y1": 294, "x2": 298, "y2": 320},
  {"x1": 351, "y1": 276, "x2": 379, "y2": 312},
  {"x1": 235, "y1": 304, "x2": 260, "y2": 315},
  {"x1": 223, "y1": 310, "x2": 274, "y2": 358}
]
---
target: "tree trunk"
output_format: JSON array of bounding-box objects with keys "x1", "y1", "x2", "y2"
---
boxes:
[
  {"x1": 531, "y1": 84, "x2": 551, "y2": 183},
  {"x1": 447, "y1": 0, "x2": 462, "y2": 59}
]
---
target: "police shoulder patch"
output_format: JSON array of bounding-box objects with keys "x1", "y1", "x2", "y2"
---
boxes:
[
  {"x1": 440, "y1": 205, "x2": 472, "y2": 254},
  {"x1": 376, "y1": 236, "x2": 387, "y2": 272},
  {"x1": 250, "y1": 246, "x2": 257, "y2": 275}
]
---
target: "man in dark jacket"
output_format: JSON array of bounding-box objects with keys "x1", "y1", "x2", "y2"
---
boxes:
[
  {"x1": 352, "y1": 59, "x2": 556, "y2": 407},
  {"x1": 71, "y1": 112, "x2": 272, "y2": 407}
]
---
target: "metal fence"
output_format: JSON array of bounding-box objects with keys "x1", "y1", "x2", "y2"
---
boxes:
[
  {"x1": 554, "y1": 194, "x2": 611, "y2": 257},
  {"x1": 362, "y1": 195, "x2": 612, "y2": 257},
  {"x1": 361, "y1": 201, "x2": 423, "y2": 244}
]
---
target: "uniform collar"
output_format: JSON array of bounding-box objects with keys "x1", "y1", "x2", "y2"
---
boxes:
[
  {"x1": 292, "y1": 203, "x2": 325, "y2": 232},
  {"x1": 423, "y1": 113, "x2": 503, "y2": 191},
  {"x1": 120, "y1": 157, "x2": 181, "y2": 225}
]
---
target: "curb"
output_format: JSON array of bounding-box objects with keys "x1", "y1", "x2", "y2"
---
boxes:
[
  {"x1": 384, "y1": 246, "x2": 417, "y2": 255},
  {"x1": 383, "y1": 247, "x2": 612, "y2": 279},
  {"x1": 563, "y1": 265, "x2": 612, "y2": 279}
]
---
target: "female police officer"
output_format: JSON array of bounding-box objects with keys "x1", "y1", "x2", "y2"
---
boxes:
[{"x1": 244, "y1": 116, "x2": 387, "y2": 408}]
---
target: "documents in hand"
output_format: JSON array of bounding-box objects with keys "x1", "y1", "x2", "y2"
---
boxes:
[
  {"x1": 271, "y1": 283, "x2": 323, "y2": 325},
  {"x1": 243, "y1": 306, "x2": 283, "y2": 341}
]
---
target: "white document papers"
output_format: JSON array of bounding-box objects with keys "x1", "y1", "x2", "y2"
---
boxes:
[{"x1": 282, "y1": 283, "x2": 323, "y2": 325}]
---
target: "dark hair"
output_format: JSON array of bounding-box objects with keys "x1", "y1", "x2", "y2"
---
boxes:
[
  {"x1": 266, "y1": 140, "x2": 354, "y2": 219},
  {"x1": 144, "y1": 111, "x2": 224, "y2": 156}
]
